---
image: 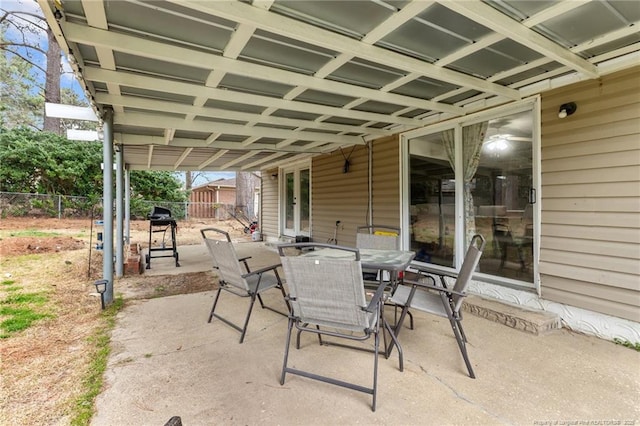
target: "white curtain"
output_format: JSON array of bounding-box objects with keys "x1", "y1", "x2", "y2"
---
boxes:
[{"x1": 442, "y1": 122, "x2": 488, "y2": 246}]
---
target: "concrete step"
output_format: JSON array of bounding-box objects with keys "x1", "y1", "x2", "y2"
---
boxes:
[{"x1": 463, "y1": 295, "x2": 561, "y2": 335}]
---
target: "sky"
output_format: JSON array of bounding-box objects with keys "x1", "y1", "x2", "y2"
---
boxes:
[
  {"x1": 3, "y1": 0, "x2": 84, "y2": 97},
  {"x1": 2, "y1": 0, "x2": 234, "y2": 187}
]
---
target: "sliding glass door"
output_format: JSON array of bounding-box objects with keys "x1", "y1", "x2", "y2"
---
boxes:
[
  {"x1": 408, "y1": 131, "x2": 456, "y2": 268},
  {"x1": 404, "y1": 101, "x2": 538, "y2": 287}
]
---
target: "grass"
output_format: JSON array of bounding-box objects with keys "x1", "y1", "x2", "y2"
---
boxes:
[
  {"x1": 2, "y1": 292, "x2": 48, "y2": 305},
  {"x1": 0, "y1": 287, "x2": 52, "y2": 338},
  {"x1": 1, "y1": 279, "x2": 23, "y2": 292},
  {"x1": 4, "y1": 229, "x2": 62, "y2": 237},
  {"x1": 70, "y1": 296, "x2": 124, "y2": 426},
  {"x1": 0, "y1": 307, "x2": 52, "y2": 336},
  {"x1": 1, "y1": 247, "x2": 108, "y2": 424}
]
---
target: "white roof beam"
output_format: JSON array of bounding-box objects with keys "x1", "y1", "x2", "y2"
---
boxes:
[
  {"x1": 436, "y1": 1, "x2": 591, "y2": 68},
  {"x1": 95, "y1": 94, "x2": 384, "y2": 136},
  {"x1": 115, "y1": 135, "x2": 326, "y2": 153},
  {"x1": 62, "y1": 22, "x2": 461, "y2": 115},
  {"x1": 260, "y1": 153, "x2": 311, "y2": 171},
  {"x1": 198, "y1": 150, "x2": 229, "y2": 170},
  {"x1": 45, "y1": 103, "x2": 99, "y2": 121},
  {"x1": 81, "y1": 0, "x2": 123, "y2": 113},
  {"x1": 437, "y1": 0, "x2": 598, "y2": 78},
  {"x1": 164, "y1": 128, "x2": 175, "y2": 144},
  {"x1": 165, "y1": 0, "x2": 519, "y2": 100},
  {"x1": 205, "y1": 133, "x2": 221, "y2": 145},
  {"x1": 84, "y1": 67, "x2": 424, "y2": 127},
  {"x1": 219, "y1": 151, "x2": 259, "y2": 170},
  {"x1": 314, "y1": 1, "x2": 435, "y2": 126},
  {"x1": 361, "y1": 1, "x2": 434, "y2": 44},
  {"x1": 173, "y1": 148, "x2": 193, "y2": 169},
  {"x1": 115, "y1": 112, "x2": 361, "y2": 145},
  {"x1": 119, "y1": 114, "x2": 359, "y2": 146},
  {"x1": 223, "y1": 23, "x2": 256, "y2": 59},
  {"x1": 241, "y1": 152, "x2": 288, "y2": 170},
  {"x1": 146, "y1": 145, "x2": 154, "y2": 169}
]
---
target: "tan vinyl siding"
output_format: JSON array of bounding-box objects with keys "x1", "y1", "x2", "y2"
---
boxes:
[
  {"x1": 371, "y1": 135, "x2": 401, "y2": 229},
  {"x1": 543, "y1": 283, "x2": 640, "y2": 322},
  {"x1": 261, "y1": 168, "x2": 279, "y2": 241},
  {"x1": 309, "y1": 136, "x2": 400, "y2": 247},
  {"x1": 540, "y1": 66, "x2": 640, "y2": 322},
  {"x1": 311, "y1": 145, "x2": 369, "y2": 247}
]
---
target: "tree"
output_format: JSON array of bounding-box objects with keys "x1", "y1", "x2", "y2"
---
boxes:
[
  {"x1": 0, "y1": 25, "x2": 42, "y2": 129},
  {"x1": 235, "y1": 171, "x2": 260, "y2": 219},
  {"x1": 43, "y1": 26, "x2": 60, "y2": 134},
  {"x1": 185, "y1": 171, "x2": 192, "y2": 191},
  {"x1": 0, "y1": 127, "x2": 102, "y2": 195},
  {"x1": 130, "y1": 170, "x2": 187, "y2": 202},
  {"x1": 1, "y1": 4, "x2": 66, "y2": 133},
  {"x1": 0, "y1": 127, "x2": 187, "y2": 205},
  {"x1": 60, "y1": 87, "x2": 96, "y2": 131}
]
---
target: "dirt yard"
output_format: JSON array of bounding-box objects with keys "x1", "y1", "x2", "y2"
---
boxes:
[
  {"x1": 0, "y1": 216, "x2": 249, "y2": 425},
  {"x1": 0, "y1": 216, "x2": 251, "y2": 257}
]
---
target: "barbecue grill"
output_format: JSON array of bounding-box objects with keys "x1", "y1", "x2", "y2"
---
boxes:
[{"x1": 146, "y1": 206, "x2": 180, "y2": 269}]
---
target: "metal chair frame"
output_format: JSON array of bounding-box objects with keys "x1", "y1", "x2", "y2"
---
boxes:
[
  {"x1": 278, "y1": 242, "x2": 404, "y2": 412},
  {"x1": 200, "y1": 228, "x2": 251, "y2": 272},
  {"x1": 389, "y1": 234, "x2": 486, "y2": 378},
  {"x1": 203, "y1": 237, "x2": 289, "y2": 343}
]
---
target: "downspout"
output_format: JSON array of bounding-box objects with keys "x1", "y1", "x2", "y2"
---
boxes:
[
  {"x1": 368, "y1": 141, "x2": 373, "y2": 226},
  {"x1": 102, "y1": 107, "x2": 114, "y2": 306},
  {"x1": 124, "y1": 168, "x2": 131, "y2": 245},
  {"x1": 115, "y1": 144, "x2": 124, "y2": 277},
  {"x1": 454, "y1": 125, "x2": 464, "y2": 269}
]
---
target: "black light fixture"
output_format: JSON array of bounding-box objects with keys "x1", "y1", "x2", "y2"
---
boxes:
[
  {"x1": 94, "y1": 279, "x2": 108, "y2": 309},
  {"x1": 558, "y1": 102, "x2": 577, "y2": 118}
]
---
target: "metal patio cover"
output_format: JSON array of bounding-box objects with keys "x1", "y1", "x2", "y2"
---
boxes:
[{"x1": 38, "y1": 0, "x2": 639, "y2": 172}]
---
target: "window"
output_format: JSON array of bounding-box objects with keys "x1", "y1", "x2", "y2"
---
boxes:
[{"x1": 403, "y1": 100, "x2": 538, "y2": 287}]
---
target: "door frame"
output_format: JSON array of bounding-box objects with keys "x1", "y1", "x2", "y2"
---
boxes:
[
  {"x1": 280, "y1": 163, "x2": 311, "y2": 238},
  {"x1": 400, "y1": 97, "x2": 541, "y2": 293}
]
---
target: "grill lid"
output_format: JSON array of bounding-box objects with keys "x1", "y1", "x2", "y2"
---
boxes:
[{"x1": 148, "y1": 206, "x2": 172, "y2": 220}]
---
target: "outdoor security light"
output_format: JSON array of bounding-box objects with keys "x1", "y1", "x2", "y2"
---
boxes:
[
  {"x1": 94, "y1": 279, "x2": 108, "y2": 310},
  {"x1": 558, "y1": 102, "x2": 577, "y2": 118}
]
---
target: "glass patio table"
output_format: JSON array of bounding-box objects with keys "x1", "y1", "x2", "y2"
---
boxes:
[
  {"x1": 299, "y1": 247, "x2": 416, "y2": 358},
  {"x1": 299, "y1": 247, "x2": 415, "y2": 275}
]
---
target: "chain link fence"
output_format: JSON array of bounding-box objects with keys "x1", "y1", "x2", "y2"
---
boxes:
[
  {"x1": 0, "y1": 192, "x2": 96, "y2": 219},
  {"x1": 0, "y1": 192, "x2": 236, "y2": 220}
]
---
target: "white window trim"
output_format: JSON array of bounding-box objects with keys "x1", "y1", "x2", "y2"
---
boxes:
[{"x1": 400, "y1": 96, "x2": 541, "y2": 294}]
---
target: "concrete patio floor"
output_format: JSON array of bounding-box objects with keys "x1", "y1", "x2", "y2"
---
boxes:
[{"x1": 95, "y1": 243, "x2": 640, "y2": 425}]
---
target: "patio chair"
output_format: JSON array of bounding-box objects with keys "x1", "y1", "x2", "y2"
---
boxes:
[
  {"x1": 388, "y1": 234, "x2": 486, "y2": 378},
  {"x1": 356, "y1": 224, "x2": 414, "y2": 330},
  {"x1": 203, "y1": 238, "x2": 289, "y2": 343},
  {"x1": 356, "y1": 224, "x2": 401, "y2": 281},
  {"x1": 277, "y1": 242, "x2": 404, "y2": 412},
  {"x1": 200, "y1": 227, "x2": 251, "y2": 272}
]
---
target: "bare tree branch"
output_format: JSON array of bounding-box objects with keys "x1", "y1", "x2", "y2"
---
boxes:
[
  {"x1": 1, "y1": 9, "x2": 47, "y2": 30},
  {"x1": 3, "y1": 47, "x2": 46, "y2": 74},
  {"x1": 1, "y1": 41, "x2": 47, "y2": 56}
]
